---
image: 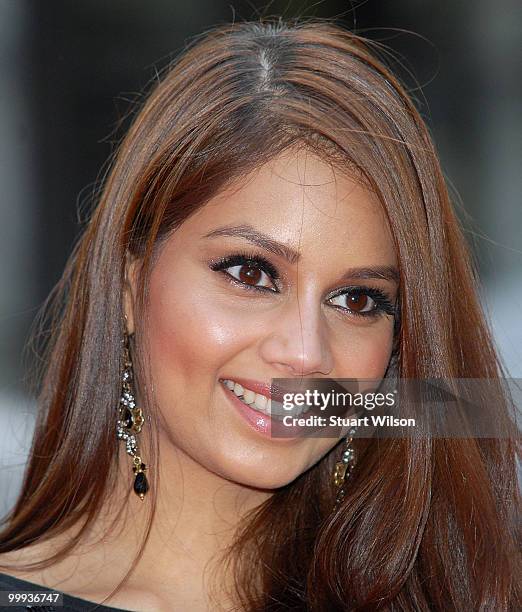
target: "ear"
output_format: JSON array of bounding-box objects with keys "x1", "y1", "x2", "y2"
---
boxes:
[{"x1": 123, "y1": 251, "x2": 140, "y2": 336}]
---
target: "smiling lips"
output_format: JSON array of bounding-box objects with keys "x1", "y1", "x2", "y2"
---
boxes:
[
  {"x1": 222, "y1": 379, "x2": 272, "y2": 415},
  {"x1": 220, "y1": 378, "x2": 310, "y2": 418}
]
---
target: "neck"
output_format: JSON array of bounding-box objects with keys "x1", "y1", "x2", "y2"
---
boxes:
[
  {"x1": 81, "y1": 430, "x2": 272, "y2": 606},
  {"x1": 4, "y1": 430, "x2": 273, "y2": 611}
]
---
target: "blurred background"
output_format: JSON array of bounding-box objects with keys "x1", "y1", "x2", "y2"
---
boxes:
[{"x1": 0, "y1": 0, "x2": 520, "y2": 515}]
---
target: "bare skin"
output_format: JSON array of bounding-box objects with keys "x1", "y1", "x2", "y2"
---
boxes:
[{"x1": 0, "y1": 146, "x2": 398, "y2": 611}]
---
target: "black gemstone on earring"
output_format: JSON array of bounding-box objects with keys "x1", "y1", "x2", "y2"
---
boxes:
[
  {"x1": 119, "y1": 333, "x2": 150, "y2": 499},
  {"x1": 123, "y1": 408, "x2": 133, "y2": 428},
  {"x1": 133, "y1": 471, "x2": 149, "y2": 498}
]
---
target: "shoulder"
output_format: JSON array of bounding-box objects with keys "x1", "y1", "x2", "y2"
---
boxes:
[
  {"x1": 0, "y1": 567, "x2": 169, "y2": 612},
  {"x1": 0, "y1": 550, "x2": 175, "y2": 612},
  {"x1": 0, "y1": 547, "x2": 49, "y2": 582}
]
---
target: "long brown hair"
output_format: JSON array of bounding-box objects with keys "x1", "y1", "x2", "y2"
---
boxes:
[{"x1": 1, "y1": 17, "x2": 519, "y2": 611}]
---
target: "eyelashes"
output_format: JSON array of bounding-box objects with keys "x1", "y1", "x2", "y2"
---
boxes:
[
  {"x1": 327, "y1": 285, "x2": 396, "y2": 318},
  {"x1": 208, "y1": 251, "x2": 396, "y2": 319},
  {"x1": 209, "y1": 252, "x2": 279, "y2": 291}
]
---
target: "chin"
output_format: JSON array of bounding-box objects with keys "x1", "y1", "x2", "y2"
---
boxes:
[
  {"x1": 208, "y1": 448, "x2": 315, "y2": 491},
  {"x1": 224, "y1": 468, "x2": 304, "y2": 491}
]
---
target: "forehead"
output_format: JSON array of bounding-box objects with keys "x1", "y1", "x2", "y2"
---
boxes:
[{"x1": 179, "y1": 147, "x2": 396, "y2": 265}]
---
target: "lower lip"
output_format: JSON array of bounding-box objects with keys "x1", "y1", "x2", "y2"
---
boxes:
[
  {"x1": 220, "y1": 382, "x2": 274, "y2": 436},
  {"x1": 220, "y1": 382, "x2": 307, "y2": 440}
]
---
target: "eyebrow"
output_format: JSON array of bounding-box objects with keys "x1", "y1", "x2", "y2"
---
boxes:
[{"x1": 203, "y1": 224, "x2": 399, "y2": 284}]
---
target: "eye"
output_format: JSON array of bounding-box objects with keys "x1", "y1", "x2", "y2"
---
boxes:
[
  {"x1": 327, "y1": 287, "x2": 395, "y2": 318},
  {"x1": 226, "y1": 263, "x2": 276, "y2": 291},
  {"x1": 208, "y1": 253, "x2": 279, "y2": 292},
  {"x1": 329, "y1": 292, "x2": 375, "y2": 313}
]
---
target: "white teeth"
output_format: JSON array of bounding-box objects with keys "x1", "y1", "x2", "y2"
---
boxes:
[
  {"x1": 222, "y1": 379, "x2": 314, "y2": 421},
  {"x1": 254, "y1": 393, "x2": 267, "y2": 411},
  {"x1": 222, "y1": 379, "x2": 274, "y2": 416},
  {"x1": 243, "y1": 389, "x2": 256, "y2": 404}
]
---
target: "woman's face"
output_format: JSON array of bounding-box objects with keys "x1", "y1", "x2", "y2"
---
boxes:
[{"x1": 127, "y1": 147, "x2": 398, "y2": 490}]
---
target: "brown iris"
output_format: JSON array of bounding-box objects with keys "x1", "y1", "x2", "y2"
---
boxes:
[
  {"x1": 347, "y1": 293, "x2": 369, "y2": 312},
  {"x1": 239, "y1": 264, "x2": 262, "y2": 286}
]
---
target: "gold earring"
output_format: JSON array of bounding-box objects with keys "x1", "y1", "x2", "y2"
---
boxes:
[
  {"x1": 333, "y1": 427, "x2": 357, "y2": 507},
  {"x1": 116, "y1": 332, "x2": 149, "y2": 500}
]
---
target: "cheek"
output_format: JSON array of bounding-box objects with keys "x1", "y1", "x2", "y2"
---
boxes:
[
  {"x1": 145, "y1": 273, "x2": 256, "y2": 386},
  {"x1": 332, "y1": 319, "x2": 395, "y2": 378}
]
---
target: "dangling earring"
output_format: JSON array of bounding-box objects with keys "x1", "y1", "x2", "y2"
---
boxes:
[
  {"x1": 116, "y1": 332, "x2": 149, "y2": 500},
  {"x1": 333, "y1": 427, "x2": 357, "y2": 507}
]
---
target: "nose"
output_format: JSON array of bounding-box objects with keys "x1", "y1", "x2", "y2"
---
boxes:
[{"x1": 259, "y1": 295, "x2": 334, "y2": 377}]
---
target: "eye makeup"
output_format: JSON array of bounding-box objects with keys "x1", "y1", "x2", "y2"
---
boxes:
[
  {"x1": 207, "y1": 251, "x2": 397, "y2": 319},
  {"x1": 208, "y1": 251, "x2": 280, "y2": 292},
  {"x1": 326, "y1": 285, "x2": 396, "y2": 318}
]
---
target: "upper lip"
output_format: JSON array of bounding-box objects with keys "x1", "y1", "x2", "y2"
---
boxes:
[{"x1": 220, "y1": 377, "x2": 301, "y2": 403}]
